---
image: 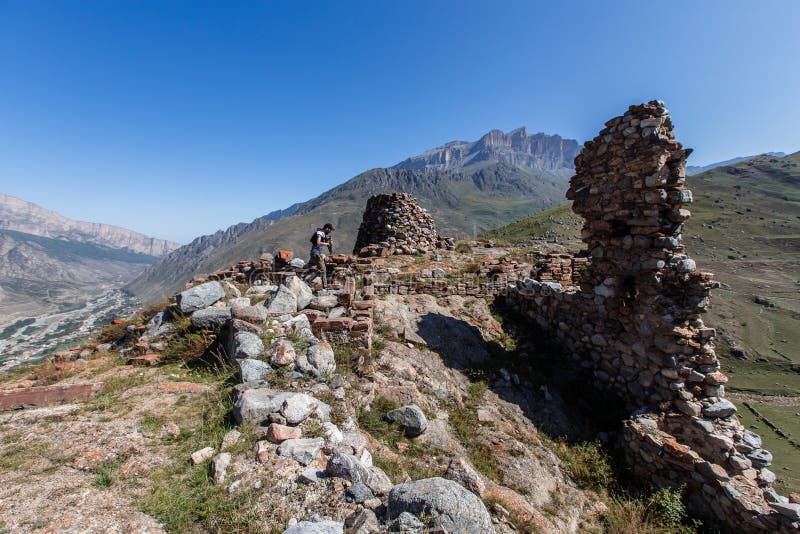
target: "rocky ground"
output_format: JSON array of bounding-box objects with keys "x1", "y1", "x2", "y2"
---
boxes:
[{"x1": 0, "y1": 248, "x2": 697, "y2": 533}]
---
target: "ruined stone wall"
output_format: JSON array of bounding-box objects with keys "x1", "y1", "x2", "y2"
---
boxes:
[
  {"x1": 353, "y1": 193, "x2": 455, "y2": 256},
  {"x1": 504, "y1": 102, "x2": 797, "y2": 531}
]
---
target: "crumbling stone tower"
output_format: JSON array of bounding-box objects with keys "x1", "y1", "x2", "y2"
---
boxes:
[
  {"x1": 507, "y1": 102, "x2": 797, "y2": 531},
  {"x1": 566, "y1": 100, "x2": 717, "y2": 409},
  {"x1": 353, "y1": 193, "x2": 453, "y2": 256}
]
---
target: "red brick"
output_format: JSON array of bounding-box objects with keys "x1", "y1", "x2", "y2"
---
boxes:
[{"x1": 0, "y1": 383, "x2": 101, "y2": 410}]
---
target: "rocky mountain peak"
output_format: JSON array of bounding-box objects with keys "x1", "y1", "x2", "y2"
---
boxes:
[{"x1": 394, "y1": 128, "x2": 580, "y2": 176}]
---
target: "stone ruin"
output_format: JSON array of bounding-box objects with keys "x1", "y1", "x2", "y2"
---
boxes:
[
  {"x1": 505, "y1": 101, "x2": 797, "y2": 531},
  {"x1": 353, "y1": 193, "x2": 455, "y2": 256}
]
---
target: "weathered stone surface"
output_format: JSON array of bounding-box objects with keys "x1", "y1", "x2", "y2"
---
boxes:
[
  {"x1": 286, "y1": 276, "x2": 314, "y2": 310},
  {"x1": 0, "y1": 383, "x2": 102, "y2": 410},
  {"x1": 309, "y1": 295, "x2": 339, "y2": 311},
  {"x1": 267, "y1": 285, "x2": 298, "y2": 313},
  {"x1": 445, "y1": 456, "x2": 485, "y2": 496},
  {"x1": 190, "y1": 307, "x2": 232, "y2": 330},
  {"x1": 300, "y1": 343, "x2": 336, "y2": 377},
  {"x1": 282, "y1": 393, "x2": 323, "y2": 425},
  {"x1": 212, "y1": 452, "x2": 231, "y2": 485},
  {"x1": 234, "y1": 389, "x2": 287, "y2": 423},
  {"x1": 343, "y1": 509, "x2": 379, "y2": 534},
  {"x1": 386, "y1": 404, "x2": 428, "y2": 437},
  {"x1": 345, "y1": 482, "x2": 374, "y2": 504},
  {"x1": 282, "y1": 519, "x2": 344, "y2": 534},
  {"x1": 325, "y1": 452, "x2": 391, "y2": 495},
  {"x1": 702, "y1": 400, "x2": 737, "y2": 419},
  {"x1": 221, "y1": 430, "x2": 241, "y2": 451},
  {"x1": 234, "y1": 332, "x2": 264, "y2": 359},
  {"x1": 176, "y1": 281, "x2": 225, "y2": 313},
  {"x1": 190, "y1": 446, "x2": 215, "y2": 464},
  {"x1": 246, "y1": 284, "x2": 277, "y2": 296},
  {"x1": 231, "y1": 303, "x2": 268, "y2": 323},
  {"x1": 238, "y1": 358, "x2": 273, "y2": 382},
  {"x1": 268, "y1": 339, "x2": 296, "y2": 367},
  {"x1": 266, "y1": 423, "x2": 302, "y2": 443},
  {"x1": 276, "y1": 438, "x2": 324, "y2": 466},
  {"x1": 387, "y1": 477, "x2": 494, "y2": 533}
]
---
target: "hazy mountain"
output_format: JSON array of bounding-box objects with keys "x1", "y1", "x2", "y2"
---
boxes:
[
  {"x1": 0, "y1": 196, "x2": 180, "y2": 334},
  {"x1": 394, "y1": 127, "x2": 579, "y2": 176},
  {"x1": 686, "y1": 152, "x2": 786, "y2": 175},
  {"x1": 126, "y1": 128, "x2": 579, "y2": 302},
  {"x1": 0, "y1": 194, "x2": 181, "y2": 256}
]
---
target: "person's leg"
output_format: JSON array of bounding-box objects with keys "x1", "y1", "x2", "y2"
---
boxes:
[{"x1": 319, "y1": 254, "x2": 327, "y2": 288}]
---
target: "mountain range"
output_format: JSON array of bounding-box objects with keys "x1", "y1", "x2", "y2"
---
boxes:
[
  {"x1": 686, "y1": 152, "x2": 787, "y2": 175},
  {"x1": 126, "y1": 128, "x2": 579, "y2": 302},
  {"x1": 0, "y1": 196, "x2": 179, "y2": 333}
]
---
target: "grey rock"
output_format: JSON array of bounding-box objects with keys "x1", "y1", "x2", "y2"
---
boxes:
[
  {"x1": 388, "y1": 512, "x2": 425, "y2": 532},
  {"x1": 212, "y1": 452, "x2": 232, "y2": 485},
  {"x1": 232, "y1": 303, "x2": 268, "y2": 323},
  {"x1": 328, "y1": 306, "x2": 347, "y2": 318},
  {"x1": 268, "y1": 339, "x2": 297, "y2": 367},
  {"x1": 238, "y1": 358, "x2": 273, "y2": 382},
  {"x1": 235, "y1": 331, "x2": 264, "y2": 359},
  {"x1": 234, "y1": 389, "x2": 290, "y2": 424},
  {"x1": 747, "y1": 448, "x2": 773, "y2": 468},
  {"x1": 267, "y1": 285, "x2": 298, "y2": 313},
  {"x1": 325, "y1": 452, "x2": 390, "y2": 494},
  {"x1": 386, "y1": 405, "x2": 427, "y2": 437},
  {"x1": 309, "y1": 295, "x2": 339, "y2": 311},
  {"x1": 702, "y1": 399, "x2": 737, "y2": 418},
  {"x1": 191, "y1": 307, "x2": 232, "y2": 330},
  {"x1": 769, "y1": 501, "x2": 800, "y2": 521},
  {"x1": 246, "y1": 284, "x2": 277, "y2": 296},
  {"x1": 289, "y1": 258, "x2": 307, "y2": 269},
  {"x1": 345, "y1": 482, "x2": 374, "y2": 504},
  {"x1": 344, "y1": 509, "x2": 380, "y2": 534},
  {"x1": 282, "y1": 393, "x2": 326, "y2": 425},
  {"x1": 302, "y1": 343, "x2": 336, "y2": 377},
  {"x1": 387, "y1": 477, "x2": 494, "y2": 533},
  {"x1": 286, "y1": 276, "x2": 314, "y2": 310},
  {"x1": 176, "y1": 281, "x2": 226, "y2": 313},
  {"x1": 282, "y1": 520, "x2": 344, "y2": 534},
  {"x1": 229, "y1": 297, "x2": 251, "y2": 307},
  {"x1": 298, "y1": 467, "x2": 324, "y2": 484},
  {"x1": 277, "y1": 438, "x2": 325, "y2": 466},
  {"x1": 140, "y1": 310, "x2": 173, "y2": 341},
  {"x1": 743, "y1": 429, "x2": 762, "y2": 449}
]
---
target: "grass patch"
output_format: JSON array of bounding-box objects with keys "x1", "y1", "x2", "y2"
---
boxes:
[
  {"x1": 93, "y1": 460, "x2": 118, "y2": 488},
  {"x1": 548, "y1": 439, "x2": 613, "y2": 492},
  {"x1": 603, "y1": 488, "x2": 699, "y2": 534}
]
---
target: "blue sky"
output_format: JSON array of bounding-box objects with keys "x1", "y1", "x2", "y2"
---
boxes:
[{"x1": 1, "y1": 1, "x2": 799, "y2": 243}]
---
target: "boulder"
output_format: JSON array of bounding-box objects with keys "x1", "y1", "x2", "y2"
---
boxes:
[
  {"x1": 246, "y1": 284, "x2": 277, "y2": 296},
  {"x1": 387, "y1": 477, "x2": 494, "y2": 533},
  {"x1": 445, "y1": 457, "x2": 485, "y2": 496},
  {"x1": 343, "y1": 509, "x2": 380, "y2": 534},
  {"x1": 277, "y1": 437, "x2": 325, "y2": 466},
  {"x1": 282, "y1": 393, "x2": 325, "y2": 425},
  {"x1": 326, "y1": 452, "x2": 393, "y2": 496},
  {"x1": 386, "y1": 405, "x2": 427, "y2": 437},
  {"x1": 345, "y1": 482, "x2": 374, "y2": 504},
  {"x1": 140, "y1": 310, "x2": 173, "y2": 341},
  {"x1": 300, "y1": 343, "x2": 336, "y2": 377},
  {"x1": 238, "y1": 359, "x2": 273, "y2": 382},
  {"x1": 232, "y1": 303, "x2": 268, "y2": 324},
  {"x1": 234, "y1": 332, "x2": 264, "y2": 359},
  {"x1": 309, "y1": 295, "x2": 339, "y2": 311},
  {"x1": 191, "y1": 307, "x2": 232, "y2": 330},
  {"x1": 702, "y1": 399, "x2": 737, "y2": 418},
  {"x1": 176, "y1": 281, "x2": 226, "y2": 313},
  {"x1": 289, "y1": 258, "x2": 307, "y2": 269},
  {"x1": 268, "y1": 339, "x2": 297, "y2": 367},
  {"x1": 388, "y1": 512, "x2": 425, "y2": 532},
  {"x1": 286, "y1": 276, "x2": 314, "y2": 310},
  {"x1": 267, "y1": 285, "x2": 298, "y2": 313},
  {"x1": 283, "y1": 520, "x2": 343, "y2": 534}
]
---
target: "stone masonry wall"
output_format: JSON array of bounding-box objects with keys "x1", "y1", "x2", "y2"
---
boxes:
[
  {"x1": 504, "y1": 102, "x2": 798, "y2": 531},
  {"x1": 353, "y1": 193, "x2": 455, "y2": 256}
]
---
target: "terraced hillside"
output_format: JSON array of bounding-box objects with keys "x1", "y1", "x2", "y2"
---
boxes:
[{"x1": 482, "y1": 152, "x2": 800, "y2": 493}]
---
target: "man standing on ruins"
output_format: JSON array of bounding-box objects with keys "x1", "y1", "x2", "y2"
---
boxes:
[{"x1": 310, "y1": 223, "x2": 334, "y2": 288}]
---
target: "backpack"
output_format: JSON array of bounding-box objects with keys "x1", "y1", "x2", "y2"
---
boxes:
[{"x1": 310, "y1": 230, "x2": 323, "y2": 246}]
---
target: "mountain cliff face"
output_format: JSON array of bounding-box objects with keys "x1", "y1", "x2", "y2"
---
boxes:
[
  {"x1": 393, "y1": 128, "x2": 580, "y2": 176},
  {"x1": 0, "y1": 194, "x2": 180, "y2": 256}
]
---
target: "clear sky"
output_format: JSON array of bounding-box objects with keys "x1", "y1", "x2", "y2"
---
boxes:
[{"x1": 1, "y1": 1, "x2": 798, "y2": 244}]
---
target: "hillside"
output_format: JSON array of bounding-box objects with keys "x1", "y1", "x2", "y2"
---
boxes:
[
  {"x1": 686, "y1": 152, "x2": 787, "y2": 175},
  {"x1": 127, "y1": 152, "x2": 577, "y2": 304},
  {"x1": 482, "y1": 151, "x2": 800, "y2": 491}
]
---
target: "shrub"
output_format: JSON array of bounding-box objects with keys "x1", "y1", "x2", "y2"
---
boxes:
[
  {"x1": 550, "y1": 440, "x2": 613, "y2": 492},
  {"x1": 455, "y1": 242, "x2": 472, "y2": 254}
]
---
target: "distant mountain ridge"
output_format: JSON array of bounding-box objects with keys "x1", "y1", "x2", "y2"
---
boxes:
[
  {"x1": 686, "y1": 152, "x2": 787, "y2": 176},
  {"x1": 394, "y1": 127, "x2": 579, "y2": 176},
  {"x1": 127, "y1": 127, "x2": 579, "y2": 302},
  {"x1": 0, "y1": 194, "x2": 180, "y2": 257}
]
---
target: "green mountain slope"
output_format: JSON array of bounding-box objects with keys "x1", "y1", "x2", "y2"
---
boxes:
[{"x1": 126, "y1": 163, "x2": 571, "y2": 303}]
